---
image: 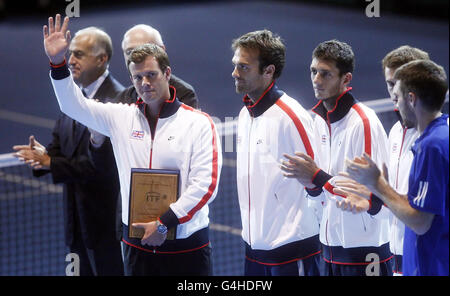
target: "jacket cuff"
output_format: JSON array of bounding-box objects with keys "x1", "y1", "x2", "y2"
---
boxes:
[
  {"x1": 367, "y1": 193, "x2": 383, "y2": 215},
  {"x1": 312, "y1": 169, "x2": 333, "y2": 189},
  {"x1": 50, "y1": 59, "x2": 70, "y2": 80},
  {"x1": 32, "y1": 167, "x2": 50, "y2": 177},
  {"x1": 159, "y1": 208, "x2": 180, "y2": 230},
  {"x1": 305, "y1": 186, "x2": 323, "y2": 197}
]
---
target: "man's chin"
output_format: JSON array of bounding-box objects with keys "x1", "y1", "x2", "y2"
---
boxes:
[
  {"x1": 314, "y1": 94, "x2": 325, "y2": 101},
  {"x1": 141, "y1": 96, "x2": 153, "y2": 103},
  {"x1": 315, "y1": 93, "x2": 337, "y2": 101},
  {"x1": 72, "y1": 75, "x2": 80, "y2": 83},
  {"x1": 235, "y1": 86, "x2": 247, "y2": 95}
]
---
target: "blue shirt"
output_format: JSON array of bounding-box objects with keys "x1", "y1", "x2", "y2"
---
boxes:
[{"x1": 403, "y1": 114, "x2": 449, "y2": 276}]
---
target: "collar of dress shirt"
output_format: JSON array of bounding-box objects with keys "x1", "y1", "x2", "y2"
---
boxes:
[{"x1": 82, "y1": 68, "x2": 109, "y2": 99}]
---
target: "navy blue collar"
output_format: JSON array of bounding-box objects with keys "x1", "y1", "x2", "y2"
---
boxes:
[
  {"x1": 242, "y1": 81, "x2": 284, "y2": 117},
  {"x1": 137, "y1": 85, "x2": 181, "y2": 119},
  {"x1": 312, "y1": 87, "x2": 357, "y2": 124}
]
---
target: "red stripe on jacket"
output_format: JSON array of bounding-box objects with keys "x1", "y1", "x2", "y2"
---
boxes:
[
  {"x1": 178, "y1": 104, "x2": 219, "y2": 224},
  {"x1": 275, "y1": 99, "x2": 314, "y2": 159},
  {"x1": 351, "y1": 104, "x2": 372, "y2": 157},
  {"x1": 323, "y1": 181, "x2": 346, "y2": 198}
]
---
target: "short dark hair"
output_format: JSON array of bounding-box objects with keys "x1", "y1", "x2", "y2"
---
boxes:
[
  {"x1": 312, "y1": 39, "x2": 355, "y2": 75},
  {"x1": 127, "y1": 43, "x2": 170, "y2": 74},
  {"x1": 231, "y1": 29, "x2": 286, "y2": 79},
  {"x1": 382, "y1": 45, "x2": 429, "y2": 72},
  {"x1": 394, "y1": 60, "x2": 448, "y2": 112}
]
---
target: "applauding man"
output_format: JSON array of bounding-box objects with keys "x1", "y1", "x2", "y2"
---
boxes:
[
  {"x1": 15, "y1": 25, "x2": 124, "y2": 276},
  {"x1": 281, "y1": 40, "x2": 392, "y2": 276},
  {"x1": 339, "y1": 60, "x2": 449, "y2": 276},
  {"x1": 233, "y1": 30, "x2": 321, "y2": 276}
]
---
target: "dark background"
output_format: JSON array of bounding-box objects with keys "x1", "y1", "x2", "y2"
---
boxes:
[
  {"x1": 0, "y1": 0, "x2": 448, "y2": 277},
  {"x1": 0, "y1": 0, "x2": 448, "y2": 153}
]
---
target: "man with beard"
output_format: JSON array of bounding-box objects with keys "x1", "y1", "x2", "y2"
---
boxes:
[
  {"x1": 232, "y1": 29, "x2": 321, "y2": 276},
  {"x1": 281, "y1": 40, "x2": 392, "y2": 276}
]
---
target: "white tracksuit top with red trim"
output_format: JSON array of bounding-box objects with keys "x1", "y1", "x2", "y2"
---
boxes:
[
  {"x1": 50, "y1": 72, "x2": 222, "y2": 240},
  {"x1": 236, "y1": 84, "x2": 320, "y2": 251},
  {"x1": 310, "y1": 88, "x2": 391, "y2": 248},
  {"x1": 388, "y1": 120, "x2": 419, "y2": 256}
]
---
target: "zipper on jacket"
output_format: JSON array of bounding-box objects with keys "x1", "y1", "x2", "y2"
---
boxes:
[
  {"x1": 247, "y1": 117, "x2": 253, "y2": 247},
  {"x1": 325, "y1": 219, "x2": 332, "y2": 263},
  {"x1": 395, "y1": 127, "x2": 408, "y2": 190},
  {"x1": 325, "y1": 120, "x2": 332, "y2": 253},
  {"x1": 392, "y1": 126, "x2": 408, "y2": 256},
  {"x1": 326, "y1": 120, "x2": 332, "y2": 173},
  {"x1": 148, "y1": 116, "x2": 160, "y2": 169},
  {"x1": 149, "y1": 139, "x2": 154, "y2": 168},
  {"x1": 145, "y1": 104, "x2": 163, "y2": 169}
]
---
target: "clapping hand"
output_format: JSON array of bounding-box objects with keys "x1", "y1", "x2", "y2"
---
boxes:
[
  {"x1": 280, "y1": 152, "x2": 318, "y2": 189},
  {"x1": 333, "y1": 179, "x2": 372, "y2": 214},
  {"x1": 340, "y1": 153, "x2": 387, "y2": 193},
  {"x1": 13, "y1": 135, "x2": 51, "y2": 170},
  {"x1": 333, "y1": 153, "x2": 390, "y2": 214}
]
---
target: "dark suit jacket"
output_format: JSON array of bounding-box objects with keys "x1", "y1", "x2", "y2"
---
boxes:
[
  {"x1": 114, "y1": 74, "x2": 198, "y2": 108},
  {"x1": 34, "y1": 74, "x2": 124, "y2": 249}
]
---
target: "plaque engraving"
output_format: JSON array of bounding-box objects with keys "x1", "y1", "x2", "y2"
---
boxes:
[{"x1": 128, "y1": 169, "x2": 179, "y2": 240}]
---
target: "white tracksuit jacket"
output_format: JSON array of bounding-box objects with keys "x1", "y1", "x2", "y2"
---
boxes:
[
  {"x1": 388, "y1": 119, "x2": 419, "y2": 261},
  {"x1": 49, "y1": 64, "x2": 222, "y2": 252},
  {"x1": 307, "y1": 88, "x2": 391, "y2": 264},
  {"x1": 236, "y1": 82, "x2": 321, "y2": 264}
]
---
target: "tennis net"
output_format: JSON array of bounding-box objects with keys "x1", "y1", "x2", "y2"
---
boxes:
[
  {"x1": 0, "y1": 97, "x2": 447, "y2": 276},
  {"x1": 0, "y1": 153, "x2": 66, "y2": 276}
]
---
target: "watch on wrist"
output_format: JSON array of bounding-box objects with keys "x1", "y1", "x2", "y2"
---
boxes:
[{"x1": 156, "y1": 220, "x2": 168, "y2": 235}]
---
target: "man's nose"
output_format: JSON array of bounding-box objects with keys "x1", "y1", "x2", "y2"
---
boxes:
[
  {"x1": 312, "y1": 73, "x2": 321, "y2": 85},
  {"x1": 68, "y1": 53, "x2": 76, "y2": 66},
  {"x1": 232, "y1": 66, "x2": 239, "y2": 79},
  {"x1": 142, "y1": 76, "x2": 152, "y2": 86}
]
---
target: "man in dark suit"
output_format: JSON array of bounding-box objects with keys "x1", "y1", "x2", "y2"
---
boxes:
[
  {"x1": 13, "y1": 27, "x2": 124, "y2": 276},
  {"x1": 117, "y1": 24, "x2": 198, "y2": 107}
]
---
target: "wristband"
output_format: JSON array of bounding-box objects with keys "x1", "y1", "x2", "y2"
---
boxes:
[{"x1": 50, "y1": 58, "x2": 66, "y2": 68}]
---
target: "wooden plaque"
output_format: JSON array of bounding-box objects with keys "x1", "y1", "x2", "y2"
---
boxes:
[{"x1": 128, "y1": 168, "x2": 179, "y2": 240}]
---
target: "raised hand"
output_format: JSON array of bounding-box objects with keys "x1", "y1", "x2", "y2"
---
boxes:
[{"x1": 43, "y1": 14, "x2": 71, "y2": 64}]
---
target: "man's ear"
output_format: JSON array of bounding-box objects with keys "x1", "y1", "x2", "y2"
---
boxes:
[
  {"x1": 408, "y1": 92, "x2": 417, "y2": 107},
  {"x1": 342, "y1": 72, "x2": 353, "y2": 86},
  {"x1": 263, "y1": 64, "x2": 275, "y2": 78},
  {"x1": 97, "y1": 53, "x2": 108, "y2": 68},
  {"x1": 165, "y1": 66, "x2": 172, "y2": 80}
]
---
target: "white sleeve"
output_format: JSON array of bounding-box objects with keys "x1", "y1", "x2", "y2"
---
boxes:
[
  {"x1": 168, "y1": 114, "x2": 223, "y2": 225},
  {"x1": 50, "y1": 73, "x2": 125, "y2": 137}
]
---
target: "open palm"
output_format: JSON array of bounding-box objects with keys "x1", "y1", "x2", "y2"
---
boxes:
[{"x1": 43, "y1": 14, "x2": 71, "y2": 64}]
